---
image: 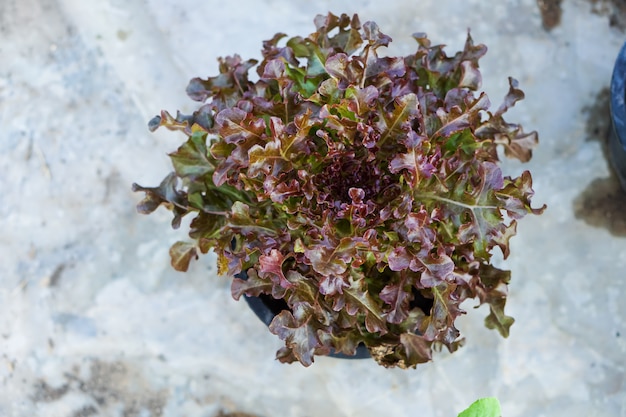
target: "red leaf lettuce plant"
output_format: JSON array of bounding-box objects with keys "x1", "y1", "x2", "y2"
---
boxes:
[{"x1": 134, "y1": 13, "x2": 545, "y2": 368}]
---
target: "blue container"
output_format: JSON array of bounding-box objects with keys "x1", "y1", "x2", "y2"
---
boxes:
[{"x1": 610, "y1": 41, "x2": 626, "y2": 191}]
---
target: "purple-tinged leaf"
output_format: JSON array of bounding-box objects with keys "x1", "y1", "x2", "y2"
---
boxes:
[
  {"x1": 412, "y1": 32, "x2": 430, "y2": 47},
  {"x1": 313, "y1": 12, "x2": 363, "y2": 55},
  {"x1": 498, "y1": 171, "x2": 546, "y2": 218},
  {"x1": 275, "y1": 346, "x2": 298, "y2": 364},
  {"x1": 380, "y1": 272, "x2": 412, "y2": 324},
  {"x1": 376, "y1": 93, "x2": 419, "y2": 150},
  {"x1": 215, "y1": 107, "x2": 265, "y2": 144},
  {"x1": 259, "y1": 249, "x2": 292, "y2": 289},
  {"x1": 458, "y1": 60, "x2": 482, "y2": 90},
  {"x1": 149, "y1": 105, "x2": 215, "y2": 134},
  {"x1": 485, "y1": 299, "x2": 515, "y2": 337},
  {"x1": 248, "y1": 140, "x2": 282, "y2": 178},
  {"x1": 185, "y1": 77, "x2": 212, "y2": 102},
  {"x1": 269, "y1": 308, "x2": 320, "y2": 367},
  {"x1": 476, "y1": 264, "x2": 514, "y2": 337},
  {"x1": 262, "y1": 59, "x2": 286, "y2": 79},
  {"x1": 285, "y1": 270, "x2": 318, "y2": 306},
  {"x1": 416, "y1": 253, "x2": 455, "y2": 287},
  {"x1": 169, "y1": 241, "x2": 198, "y2": 272},
  {"x1": 362, "y1": 21, "x2": 392, "y2": 49},
  {"x1": 269, "y1": 179, "x2": 300, "y2": 204},
  {"x1": 496, "y1": 130, "x2": 538, "y2": 163},
  {"x1": 388, "y1": 247, "x2": 412, "y2": 271},
  {"x1": 132, "y1": 172, "x2": 188, "y2": 228},
  {"x1": 495, "y1": 77, "x2": 525, "y2": 117},
  {"x1": 231, "y1": 268, "x2": 273, "y2": 300},
  {"x1": 319, "y1": 275, "x2": 348, "y2": 296},
  {"x1": 392, "y1": 193, "x2": 414, "y2": 219},
  {"x1": 400, "y1": 333, "x2": 433, "y2": 366},
  {"x1": 281, "y1": 110, "x2": 318, "y2": 158},
  {"x1": 389, "y1": 142, "x2": 436, "y2": 186},
  {"x1": 345, "y1": 85, "x2": 379, "y2": 116},
  {"x1": 419, "y1": 161, "x2": 507, "y2": 258},
  {"x1": 366, "y1": 56, "x2": 406, "y2": 80},
  {"x1": 304, "y1": 237, "x2": 362, "y2": 277},
  {"x1": 435, "y1": 92, "x2": 490, "y2": 138},
  {"x1": 422, "y1": 284, "x2": 465, "y2": 347},
  {"x1": 325, "y1": 53, "x2": 351, "y2": 83},
  {"x1": 211, "y1": 146, "x2": 248, "y2": 187},
  {"x1": 315, "y1": 78, "x2": 342, "y2": 104},
  {"x1": 259, "y1": 33, "x2": 300, "y2": 69},
  {"x1": 491, "y1": 220, "x2": 517, "y2": 259},
  {"x1": 404, "y1": 209, "x2": 436, "y2": 246},
  {"x1": 348, "y1": 187, "x2": 365, "y2": 204},
  {"x1": 475, "y1": 78, "x2": 538, "y2": 163},
  {"x1": 186, "y1": 55, "x2": 258, "y2": 109},
  {"x1": 318, "y1": 329, "x2": 363, "y2": 357}
]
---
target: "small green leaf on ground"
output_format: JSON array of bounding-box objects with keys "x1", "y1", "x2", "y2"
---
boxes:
[{"x1": 457, "y1": 397, "x2": 501, "y2": 417}]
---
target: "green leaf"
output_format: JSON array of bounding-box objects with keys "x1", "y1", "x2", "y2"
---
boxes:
[
  {"x1": 415, "y1": 161, "x2": 507, "y2": 259},
  {"x1": 285, "y1": 270, "x2": 318, "y2": 306},
  {"x1": 313, "y1": 78, "x2": 343, "y2": 104},
  {"x1": 227, "y1": 201, "x2": 277, "y2": 236},
  {"x1": 343, "y1": 280, "x2": 387, "y2": 334},
  {"x1": 169, "y1": 131, "x2": 214, "y2": 180},
  {"x1": 286, "y1": 35, "x2": 327, "y2": 74},
  {"x1": 442, "y1": 130, "x2": 482, "y2": 157},
  {"x1": 189, "y1": 211, "x2": 226, "y2": 250},
  {"x1": 283, "y1": 64, "x2": 319, "y2": 98},
  {"x1": 457, "y1": 397, "x2": 501, "y2": 417}
]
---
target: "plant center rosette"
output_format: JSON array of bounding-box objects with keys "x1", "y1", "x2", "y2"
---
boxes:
[{"x1": 134, "y1": 13, "x2": 545, "y2": 369}]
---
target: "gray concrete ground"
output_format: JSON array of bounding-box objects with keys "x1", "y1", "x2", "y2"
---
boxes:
[{"x1": 1, "y1": 0, "x2": 626, "y2": 416}]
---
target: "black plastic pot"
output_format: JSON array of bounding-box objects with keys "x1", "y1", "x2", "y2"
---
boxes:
[
  {"x1": 610, "y1": 40, "x2": 626, "y2": 191},
  {"x1": 238, "y1": 272, "x2": 371, "y2": 359}
]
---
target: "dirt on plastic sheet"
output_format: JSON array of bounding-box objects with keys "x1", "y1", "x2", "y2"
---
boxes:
[
  {"x1": 589, "y1": 0, "x2": 626, "y2": 30},
  {"x1": 573, "y1": 87, "x2": 626, "y2": 236},
  {"x1": 537, "y1": 0, "x2": 563, "y2": 30}
]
